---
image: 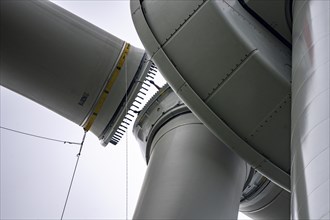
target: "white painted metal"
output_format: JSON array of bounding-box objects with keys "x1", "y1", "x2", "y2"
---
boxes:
[
  {"x1": 134, "y1": 85, "x2": 189, "y2": 161},
  {"x1": 243, "y1": 0, "x2": 292, "y2": 44},
  {"x1": 240, "y1": 171, "x2": 290, "y2": 219},
  {"x1": 99, "y1": 58, "x2": 153, "y2": 145},
  {"x1": 291, "y1": 0, "x2": 329, "y2": 219},
  {"x1": 0, "y1": 0, "x2": 298, "y2": 219},
  {"x1": 134, "y1": 112, "x2": 248, "y2": 219},
  {"x1": 134, "y1": 85, "x2": 290, "y2": 219},
  {"x1": 0, "y1": 0, "x2": 146, "y2": 144},
  {"x1": 131, "y1": 0, "x2": 291, "y2": 191}
]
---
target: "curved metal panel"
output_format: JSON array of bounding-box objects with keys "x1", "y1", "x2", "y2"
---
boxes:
[
  {"x1": 0, "y1": 0, "x2": 147, "y2": 145},
  {"x1": 134, "y1": 112, "x2": 248, "y2": 219},
  {"x1": 291, "y1": 0, "x2": 329, "y2": 219},
  {"x1": 0, "y1": 0, "x2": 123, "y2": 124},
  {"x1": 134, "y1": 85, "x2": 291, "y2": 219},
  {"x1": 240, "y1": 171, "x2": 290, "y2": 219},
  {"x1": 131, "y1": 0, "x2": 291, "y2": 190}
]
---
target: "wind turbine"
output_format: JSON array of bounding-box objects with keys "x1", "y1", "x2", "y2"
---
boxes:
[{"x1": 1, "y1": 0, "x2": 329, "y2": 219}]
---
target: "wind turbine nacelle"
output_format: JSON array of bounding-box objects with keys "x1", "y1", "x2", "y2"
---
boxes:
[{"x1": 131, "y1": 0, "x2": 292, "y2": 191}]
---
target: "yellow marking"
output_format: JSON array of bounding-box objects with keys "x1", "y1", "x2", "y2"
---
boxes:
[{"x1": 83, "y1": 43, "x2": 130, "y2": 131}]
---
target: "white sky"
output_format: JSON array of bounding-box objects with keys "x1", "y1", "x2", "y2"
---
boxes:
[{"x1": 0, "y1": 1, "x2": 250, "y2": 219}]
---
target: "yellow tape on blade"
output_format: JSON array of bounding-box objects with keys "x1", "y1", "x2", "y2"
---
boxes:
[{"x1": 83, "y1": 43, "x2": 130, "y2": 131}]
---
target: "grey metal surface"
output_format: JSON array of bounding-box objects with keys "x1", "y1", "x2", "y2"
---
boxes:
[
  {"x1": 134, "y1": 112, "x2": 248, "y2": 219},
  {"x1": 0, "y1": 0, "x2": 147, "y2": 145},
  {"x1": 140, "y1": 0, "x2": 204, "y2": 46},
  {"x1": 134, "y1": 86, "x2": 290, "y2": 219},
  {"x1": 131, "y1": 0, "x2": 291, "y2": 191},
  {"x1": 242, "y1": 0, "x2": 292, "y2": 44},
  {"x1": 133, "y1": 84, "x2": 189, "y2": 161},
  {"x1": 291, "y1": 0, "x2": 330, "y2": 219},
  {"x1": 1, "y1": 0, "x2": 122, "y2": 124},
  {"x1": 240, "y1": 170, "x2": 290, "y2": 219},
  {"x1": 87, "y1": 45, "x2": 145, "y2": 138},
  {"x1": 99, "y1": 56, "x2": 153, "y2": 145}
]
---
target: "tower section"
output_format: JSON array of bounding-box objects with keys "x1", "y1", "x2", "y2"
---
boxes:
[{"x1": 133, "y1": 85, "x2": 290, "y2": 219}]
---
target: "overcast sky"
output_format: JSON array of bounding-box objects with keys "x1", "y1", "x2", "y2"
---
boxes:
[{"x1": 0, "y1": 1, "x2": 250, "y2": 219}]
